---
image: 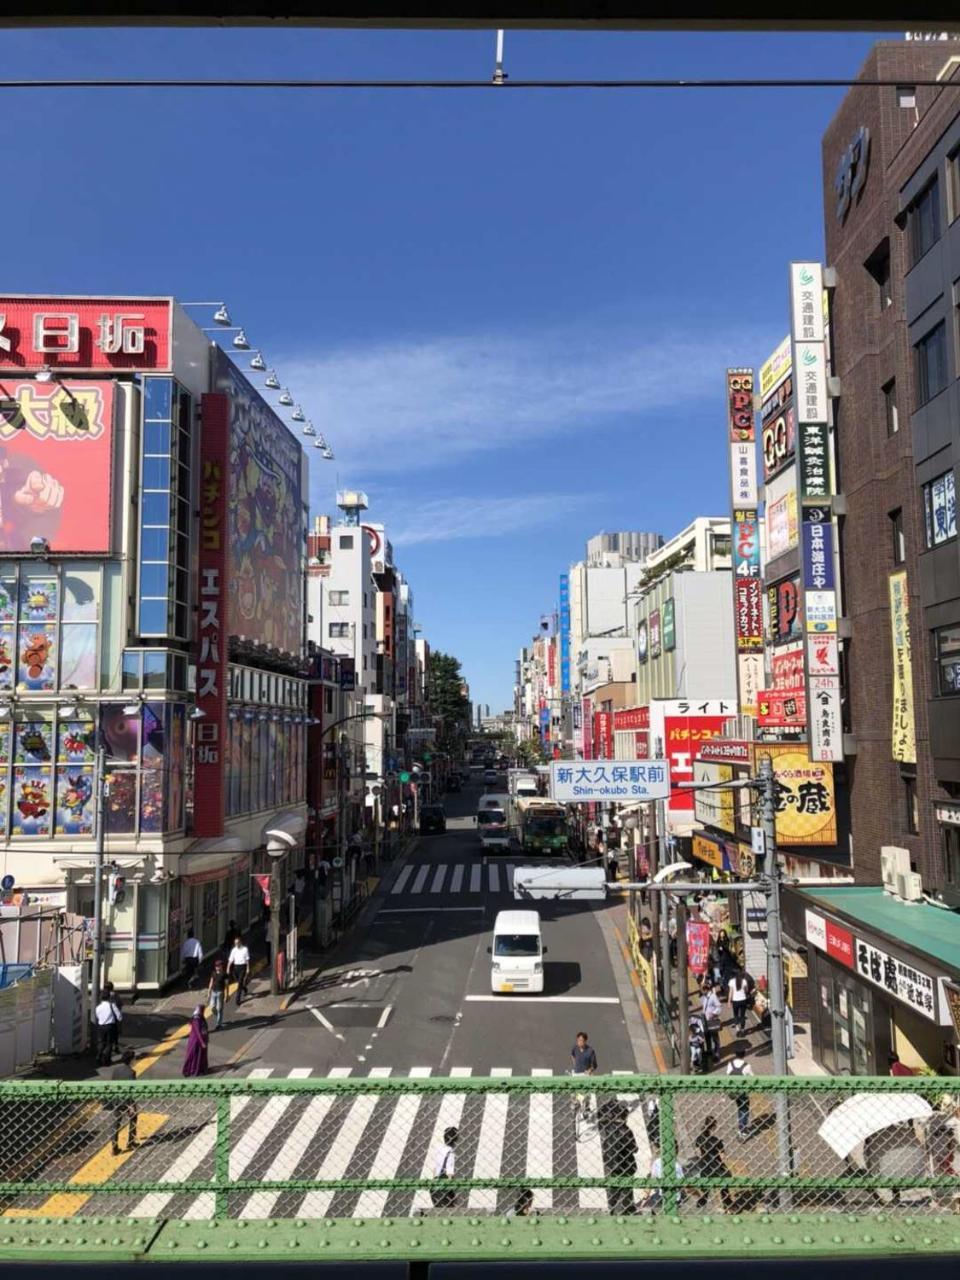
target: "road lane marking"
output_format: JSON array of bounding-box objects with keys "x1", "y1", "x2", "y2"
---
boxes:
[
  {"x1": 309, "y1": 1007, "x2": 345, "y2": 1041},
  {"x1": 528, "y1": 1070, "x2": 554, "y2": 1210},
  {"x1": 299, "y1": 1071, "x2": 391, "y2": 1217},
  {"x1": 241, "y1": 1087, "x2": 339, "y2": 1219},
  {"x1": 430, "y1": 865, "x2": 447, "y2": 893},
  {"x1": 391, "y1": 866, "x2": 414, "y2": 895},
  {"x1": 379, "y1": 906, "x2": 483, "y2": 914},
  {"x1": 377, "y1": 1005, "x2": 392, "y2": 1029},
  {"x1": 469, "y1": 865, "x2": 482, "y2": 893},
  {"x1": 5, "y1": 1110, "x2": 169, "y2": 1219},
  {"x1": 467, "y1": 1067, "x2": 512, "y2": 1211},
  {"x1": 411, "y1": 866, "x2": 430, "y2": 894},
  {"x1": 353, "y1": 1069, "x2": 431, "y2": 1218},
  {"x1": 464, "y1": 995, "x2": 621, "y2": 1004},
  {"x1": 411, "y1": 1067, "x2": 472, "y2": 1214},
  {"x1": 504, "y1": 864, "x2": 515, "y2": 890},
  {"x1": 488, "y1": 864, "x2": 501, "y2": 893},
  {"x1": 450, "y1": 864, "x2": 464, "y2": 892}
]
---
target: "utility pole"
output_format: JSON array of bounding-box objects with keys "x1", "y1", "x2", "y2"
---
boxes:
[
  {"x1": 653, "y1": 736, "x2": 672, "y2": 1037},
  {"x1": 91, "y1": 745, "x2": 107, "y2": 1007},
  {"x1": 676, "y1": 894, "x2": 689, "y2": 1072},
  {"x1": 758, "y1": 750, "x2": 794, "y2": 1200}
]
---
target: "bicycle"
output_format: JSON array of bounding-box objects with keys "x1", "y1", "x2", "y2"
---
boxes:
[{"x1": 567, "y1": 1069, "x2": 597, "y2": 1141}]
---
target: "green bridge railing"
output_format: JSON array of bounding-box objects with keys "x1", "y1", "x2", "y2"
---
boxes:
[{"x1": 0, "y1": 1073, "x2": 958, "y2": 1261}]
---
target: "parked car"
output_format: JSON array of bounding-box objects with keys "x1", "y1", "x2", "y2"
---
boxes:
[
  {"x1": 483, "y1": 768, "x2": 498, "y2": 786},
  {"x1": 420, "y1": 804, "x2": 447, "y2": 835}
]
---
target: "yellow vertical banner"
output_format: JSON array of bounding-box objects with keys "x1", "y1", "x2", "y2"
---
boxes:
[{"x1": 889, "y1": 570, "x2": 916, "y2": 764}]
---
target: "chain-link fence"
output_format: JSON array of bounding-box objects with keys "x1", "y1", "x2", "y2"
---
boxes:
[{"x1": 1, "y1": 1075, "x2": 957, "y2": 1221}]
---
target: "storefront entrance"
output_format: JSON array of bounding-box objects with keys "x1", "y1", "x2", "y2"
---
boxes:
[{"x1": 813, "y1": 955, "x2": 890, "y2": 1075}]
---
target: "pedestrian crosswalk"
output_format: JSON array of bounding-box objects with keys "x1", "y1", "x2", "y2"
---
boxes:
[
  {"x1": 390, "y1": 861, "x2": 526, "y2": 897},
  {"x1": 102, "y1": 1065, "x2": 654, "y2": 1222}
]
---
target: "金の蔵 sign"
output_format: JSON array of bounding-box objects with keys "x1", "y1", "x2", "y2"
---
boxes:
[
  {"x1": 762, "y1": 746, "x2": 837, "y2": 846},
  {"x1": 551, "y1": 760, "x2": 669, "y2": 803}
]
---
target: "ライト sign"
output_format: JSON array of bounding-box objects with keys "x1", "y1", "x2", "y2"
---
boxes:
[{"x1": 551, "y1": 760, "x2": 670, "y2": 803}]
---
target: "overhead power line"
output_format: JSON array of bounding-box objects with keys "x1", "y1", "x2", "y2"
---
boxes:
[{"x1": 0, "y1": 75, "x2": 959, "y2": 90}]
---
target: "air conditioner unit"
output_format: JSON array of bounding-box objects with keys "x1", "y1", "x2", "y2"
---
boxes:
[
  {"x1": 896, "y1": 870, "x2": 923, "y2": 903},
  {"x1": 880, "y1": 845, "x2": 911, "y2": 893}
]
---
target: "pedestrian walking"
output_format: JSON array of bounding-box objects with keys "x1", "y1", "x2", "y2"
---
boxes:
[
  {"x1": 693, "y1": 1116, "x2": 734, "y2": 1211},
  {"x1": 294, "y1": 869, "x2": 306, "y2": 902},
  {"x1": 222, "y1": 921, "x2": 238, "y2": 957},
  {"x1": 701, "y1": 983, "x2": 723, "y2": 1062},
  {"x1": 182, "y1": 1005, "x2": 210, "y2": 1077},
  {"x1": 597, "y1": 1098, "x2": 638, "y2": 1215},
  {"x1": 316, "y1": 855, "x2": 332, "y2": 897},
  {"x1": 507, "y1": 1187, "x2": 534, "y2": 1217},
  {"x1": 180, "y1": 928, "x2": 203, "y2": 989},
  {"x1": 888, "y1": 1052, "x2": 918, "y2": 1077},
  {"x1": 431, "y1": 1126, "x2": 459, "y2": 1208},
  {"x1": 606, "y1": 849, "x2": 619, "y2": 882},
  {"x1": 644, "y1": 1145, "x2": 685, "y2": 1212},
  {"x1": 107, "y1": 1048, "x2": 139, "y2": 1156},
  {"x1": 206, "y1": 958, "x2": 228, "y2": 1030},
  {"x1": 728, "y1": 969, "x2": 751, "y2": 1033},
  {"x1": 103, "y1": 981, "x2": 122, "y2": 1058},
  {"x1": 94, "y1": 987, "x2": 122, "y2": 1066},
  {"x1": 726, "y1": 1047, "x2": 754, "y2": 1139},
  {"x1": 227, "y1": 935, "x2": 250, "y2": 1006}
]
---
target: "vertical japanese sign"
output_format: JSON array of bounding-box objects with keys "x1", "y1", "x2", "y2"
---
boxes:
[
  {"x1": 889, "y1": 570, "x2": 916, "y2": 764},
  {"x1": 662, "y1": 597, "x2": 675, "y2": 651},
  {"x1": 799, "y1": 420, "x2": 830, "y2": 500},
  {"x1": 727, "y1": 368, "x2": 757, "y2": 507},
  {"x1": 649, "y1": 610, "x2": 661, "y2": 658},
  {"x1": 559, "y1": 572, "x2": 571, "y2": 694},
  {"x1": 727, "y1": 370, "x2": 760, "y2": 723},
  {"x1": 194, "y1": 393, "x2": 230, "y2": 837}
]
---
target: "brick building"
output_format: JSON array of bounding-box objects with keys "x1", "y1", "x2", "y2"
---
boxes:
[{"x1": 822, "y1": 41, "x2": 960, "y2": 896}]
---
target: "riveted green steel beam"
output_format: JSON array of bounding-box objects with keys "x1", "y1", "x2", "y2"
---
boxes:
[{"x1": 2, "y1": 1213, "x2": 960, "y2": 1263}]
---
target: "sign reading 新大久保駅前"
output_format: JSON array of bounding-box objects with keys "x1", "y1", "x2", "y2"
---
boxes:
[{"x1": 550, "y1": 760, "x2": 670, "y2": 803}]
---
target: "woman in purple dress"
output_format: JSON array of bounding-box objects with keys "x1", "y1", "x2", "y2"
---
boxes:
[{"x1": 182, "y1": 1005, "x2": 209, "y2": 1077}]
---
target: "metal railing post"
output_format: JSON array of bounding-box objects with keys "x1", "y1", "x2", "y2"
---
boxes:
[
  {"x1": 214, "y1": 1092, "x2": 231, "y2": 1219},
  {"x1": 659, "y1": 1086, "x2": 678, "y2": 1211}
]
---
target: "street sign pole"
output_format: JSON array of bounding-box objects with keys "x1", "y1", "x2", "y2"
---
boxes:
[{"x1": 91, "y1": 745, "x2": 107, "y2": 1008}]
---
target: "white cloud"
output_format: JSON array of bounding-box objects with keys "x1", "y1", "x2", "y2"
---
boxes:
[
  {"x1": 282, "y1": 322, "x2": 765, "y2": 475},
  {"x1": 383, "y1": 491, "x2": 597, "y2": 546}
]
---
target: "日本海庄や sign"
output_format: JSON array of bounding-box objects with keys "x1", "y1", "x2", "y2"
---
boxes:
[{"x1": 551, "y1": 760, "x2": 670, "y2": 803}]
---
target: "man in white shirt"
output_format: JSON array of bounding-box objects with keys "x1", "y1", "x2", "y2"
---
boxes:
[
  {"x1": 431, "y1": 1126, "x2": 458, "y2": 1208},
  {"x1": 645, "y1": 1147, "x2": 685, "y2": 1211},
  {"x1": 180, "y1": 929, "x2": 203, "y2": 990},
  {"x1": 227, "y1": 938, "x2": 250, "y2": 1006},
  {"x1": 93, "y1": 989, "x2": 122, "y2": 1066}
]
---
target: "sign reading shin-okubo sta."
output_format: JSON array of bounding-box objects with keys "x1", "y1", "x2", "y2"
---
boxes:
[{"x1": 551, "y1": 759, "x2": 669, "y2": 803}]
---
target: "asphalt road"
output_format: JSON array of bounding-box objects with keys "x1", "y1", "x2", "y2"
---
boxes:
[{"x1": 262, "y1": 778, "x2": 647, "y2": 1077}]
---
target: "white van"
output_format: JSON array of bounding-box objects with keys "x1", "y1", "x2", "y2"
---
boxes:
[
  {"x1": 477, "y1": 806, "x2": 510, "y2": 850},
  {"x1": 489, "y1": 909, "x2": 544, "y2": 994}
]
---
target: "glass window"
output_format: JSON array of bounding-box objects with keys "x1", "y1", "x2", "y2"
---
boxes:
[
  {"x1": 935, "y1": 624, "x2": 960, "y2": 695},
  {"x1": 908, "y1": 177, "x2": 940, "y2": 266},
  {"x1": 138, "y1": 598, "x2": 167, "y2": 637},
  {"x1": 60, "y1": 624, "x2": 97, "y2": 688},
  {"x1": 143, "y1": 651, "x2": 167, "y2": 689},
  {"x1": 948, "y1": 148, "x2": 960, "y2": 223},
  {"x1": 903, "y1": 773, "x2": 919, "y2": 835},
  {"x1": 882, "y1": 379, "x2": 898, "y2": 436},
  {"x1": 142, "y1": 456, "x2": 170, "y2": 490},
  {"x1": 898, "y1": 85, "x2": 916, "y2": 110},
  {"x1": 914, "y1": 321, "x2": 948, "y2": 406},
  {"x1": 339, "y1": 535, "x2": 354, "y2": 550},
  {"x1": 144, "y1": 377, "x2": 172, "y2": 419},
  {"x1": 329, "y1": 622, "x2": 349, "y2": 638},
  {"x1": 328, "y1": 590, "x2": 349, "y2": 606},
  {"x1": 922, "y1": 470, "x2": 958, "y2": 547},
  {"x1": 890, "y1": 509, "x2": 905, "y2": 565},
  {"x1": 945, "y1": 824, "x2": 960, "y2": 888},
  {"x1": 866, "y1": 239, "x2": 892, "y2": 310}
]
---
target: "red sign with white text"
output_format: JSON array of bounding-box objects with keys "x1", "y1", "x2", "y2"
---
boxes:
[
  {"x1": 825, "y1": 920, "x2": 855, "y2": 969},
  {"x1": 593, "y1": 711, "x2": 614, "y2": 760},
  {"x1": 193, "y1": 393, "x2": 230, "y2": 839},
  {"x1": 613, "y1": 706, "x2": 650, "y2": 731},
  {"x1": 771, "y1": 641, "x2": 805, "y2": 692},
  {"x1": 664, "y1": 713, "x2": 729, "y2": 810},
  {"x1": 757, "y1": 688, "x2": 807, "y2": 728},
  {"x1": 0, "y1": 297, "x2": 172, "y2": 373},
  {"x1": 0, "y1": 380, "x2": 115, "y2": 552}
]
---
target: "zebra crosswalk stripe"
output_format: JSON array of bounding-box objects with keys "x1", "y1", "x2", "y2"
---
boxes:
[
  {"x1": 298, "y1": 1067, "x2": 392, "y2": 1218},
  {"x1": 410, "y1": 866, "x2": 430, "y2": 894},
  {"x1": 449, "y1": 865, "x2": 464, "y2": 893},
  {"x1": 391, "y1": 866, "x2": 414, "y2": 895},
  {"x1": 430, "y1": 865, "x2": 446, "y2": 893},
  {"x1": 487, "y1": 864, "x2": 501, "y2": 894},
  {"x1": 352, "y1": 1067, "x2": 432, "y2": 1219},
  {"x1": 411, "y1": 1065, "x2": 472, "y2": 1214},
  {"x1": 528, "y1": 1068, "x2": 554, "y2": 1210},
  {"x1": 467, "y1": 1067, "x2": 511, "y2": 1211},
  {"x1": 469, "y1": 865, "x2": 482, "y2": 893}
]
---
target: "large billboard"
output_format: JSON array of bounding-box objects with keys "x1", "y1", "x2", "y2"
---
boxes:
[
  {"x1": 214, "y1": 350, "x2": 306, "y2": 659},
  {"x1": 0, "y1": 296, "x2": 171, "y2": 374},
  {"x1": 763, "y1": 745, "x2": 837, "y2": 846},
  {"x1": 0, "y1": 380, "x2": 116, "y2": 553},
  {"x1": 648, "y1": 698, "x2": 736, "y2": 817}
]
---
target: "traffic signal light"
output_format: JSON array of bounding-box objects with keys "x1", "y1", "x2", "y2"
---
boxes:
[{"x1": 107, "y1": 866, "x2": 126, "y2": 907}]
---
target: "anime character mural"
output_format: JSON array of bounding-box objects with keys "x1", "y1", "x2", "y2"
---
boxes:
[
  {"x1": 12, "y1": 767, "x2": 51, "y2": 835},
  {"x1": 56, "y1": 769, "x2": 94, "y2": 835},
  {"x1": 215, "y1": 352, "x2": 304, "y2": 658}
]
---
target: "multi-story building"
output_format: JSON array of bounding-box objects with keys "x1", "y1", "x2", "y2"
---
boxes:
[{"x1": 0, "y1": 294, "x2": 311, "y2": 987}]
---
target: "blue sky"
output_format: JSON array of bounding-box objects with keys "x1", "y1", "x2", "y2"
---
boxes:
[{"x1": 2, "y1": 25, "x2": 892, "y2": 709}]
